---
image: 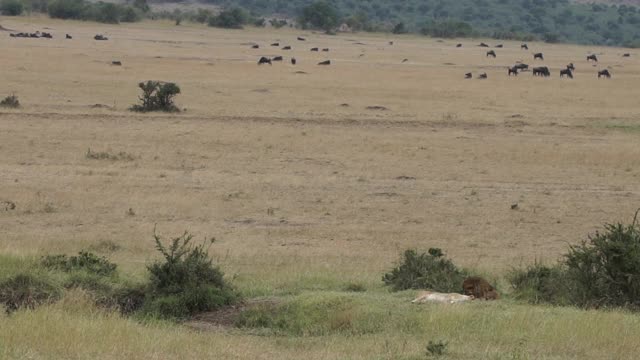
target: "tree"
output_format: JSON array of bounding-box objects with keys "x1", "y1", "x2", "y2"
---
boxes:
[
  {"x1": 299, "y1": 1, "x2": 339, "y2": 31},
  {"x1": 208, "y1": 7, "x2": 248, "y2": 29},
  {"x1": 392, "y1": 22, "x2": 407, "y2": 34},
  {"x1": 0, "y1": 0, "x2": 23, "y2": 15}
]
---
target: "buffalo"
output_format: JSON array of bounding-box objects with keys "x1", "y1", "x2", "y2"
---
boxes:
[
  {"x1": 282, "y1": 46, "x2": 291, "y2": 50},
  {"x1": 291, "y1": 57, "x2": 297, "y2": 65},
  {"x1": 567, "y1": 63, "x2": 575, "y2": 71},
  {"x1": 479, "y1": 42, "x2": 489, "y2": 47},
  {"x1": 272, "y1": 56, "x2": 283, "y2": 61},
  {"x1": 66, "y1": 34, "x2": 72, "y2": 39},
  {"x1": 297, "y1": 37, "x2": 306, "y2": 41},
  {"x1": 623, "y1": 53, "x2": 631, "y2": 57},
  {"x1": 587, "y1": 54, "x2": 598, "y2": 62},
  {"x1": 486, "y1": 50, "x2": 496, "y2": 58},
  {"x1": 456, "y1": 43, "x2": 462, "y2": 48},
  {"x1": 508, "y1": 67, "x2": 518, "y2": 76},
  {"x1": 402, "y1": 58, "x2": 408, "y2": 63},
  {"x1": 514, "y1": 63, "x2": 529, "y2": 70},
  {"x1": 310, "y1": 47, "x2": 319, "y2": 52},
  {"x1": 521, "y1": 43, "x2": 528, "y2": 50},
  {"x1": 465, "y1": 72, "x2": 472, "y2": 79},
  {"x1": 532, "y1": 66, "x2": 550, "y2": 77},
  {"x1": 94, "y1": 34, "x2": 108, "y2": 41},
  {"x1": 322, "y1": 48, "x2": 329, "y2": 52},
  {"x1": 478, "y1": 73, "x2": 487, "y2": 79},
  {"x1": 270, "y1": 42, "x2": 279, "y2": 46},
  {"x1": 318, "y1": 60, "x2": 331, "y2": 65},
  {"x1": 598, "y1": 69, "x2": 611, "y2": 78},
  {"x1": 41, "y1": 32, "x2": 52, "y2": 39},
  {"x1": 495, "y1": 44, "x2": 503, "y2": 48},
  {"x1": 112, "y1": 61, "x2": 122, "y2": 66},
  {"x1": 251, "y1": 44, "x2": 259, "y2": 49},
  {"x1": 534, "y1": 53, "x2": 544, "y2": 60},
  {"x1": 560, "y1": 69, "x2": 573, "y2": 78},
  {"x1": 258, "y1": 57, "x2": 272, "y2": 65}
]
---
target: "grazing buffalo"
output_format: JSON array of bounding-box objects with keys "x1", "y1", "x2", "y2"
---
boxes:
[
  {"x1": 291, "y1": 57, "x2": 297, "y2": 65},
  {"x1": 251, "y1": 44, "x2": 259, "y2": 49},
  {"x1": 508, "y1": 66, "x2": 518, "y2": 76},
  {"x1": 532, "y1": 66, "x2": 551, "y2": 77},
  {"x1": 322, "y1": 48, "x2": 329, "y2": 52},
  {"x1": 412, "y1": 291, "x2": 473, "y2": 304},
  {"x1": 310, "y1": 47, "x2": 319, "y2": 51},
  {"x1": 66, "y1": 34, "x2": 72, "y2": 39},
  {"x1": 514, "y1": 63, "x2": 529, "y2": 70},
  {"x1": 587, "y1": 54, "x2": 598, "y2": 62},
  {"x1": 94, "y1": 34, "x2": 108, "y2": 41},
  {"x1": 486, "y1": 50, "x2": 496, "y2": 58},
  {"x1": 318, "y1": 60, "x2": 331, "y2": 65},
  {"x1": 495, "y1": 44, "x2": 503, "y2": 48},
  {"x1": 272, "y1": 56, "x2": 283, "y2": 61},
  {"x1": 297, "y1": 37, "x2": 306, "y2": 41},
  {"x1": 479, "y1": 42, "x2": 489, "y2": 47},
  {"x1": 567, "y1": 63, "x2": 575, "y2": 71},
  {"x1": 282, "y1": 46, "x2": 291, "y2": 50},
  {"x1": 521, "y1": 43, "x2": 528, "y2": 50},
  {"x1": 598, "y1": 69, "x2": 611, "y2": 78},
  {"x1": 41, "y1": 32, "x2": 52, "y2": 38},
  {"x1": 389, "y1": 41, "x2": 394, "y2": 45},
  {"x1": 623, "y1": 53, "x2": 631, "y2": 57},
  {"x1": 402, "y1": 58, "x2": 408, "y2": 63},
  {"x1": 465, "y1": 72, "x2": 472, "y2": 79},
  {"x1": 560, "y1": 69, "x2": 573, "y2": 78},
  {"x1": 258, "y1": 57, "x2": 272, "y2": 65},
  {"x1": 534, "y1": 52, "x2": 544, "y2": 60},
  {"x1": 270, "y1": 42, "x2": 279, "y2": 46},
  {"x1": 112, "y1": 61, "x2": 122, "y2": 66},
  {"x1": 456, "y1": 43, "x2": 462, "y2": 48},
  {"x1": 478, "y1": 73, "x2": 487, "y2": 79}
]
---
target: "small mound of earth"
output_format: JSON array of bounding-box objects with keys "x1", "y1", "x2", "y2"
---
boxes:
[
  {"x1": 184, "y1": 297, "x2": 280, "y2": 331},
  {"x1": 90, "y1": 104, "x2": 112, "y2": 109},
  {"x1": 294, "y1": 71, "x2": 308, "y2": 74},
  {"x1": 339, "y1": 103, "x2": 350, "y2": 107},
  {"x1": 251, "y1": 88, "x2": 270, "y2": 93},
  {"x1": 366, "y1": 106, "x2": 389, "y2": 111}
]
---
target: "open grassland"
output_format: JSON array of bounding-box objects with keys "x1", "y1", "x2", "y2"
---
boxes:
[{"x1": 1, "y1": 16, "x2": 640, "y2": 359}]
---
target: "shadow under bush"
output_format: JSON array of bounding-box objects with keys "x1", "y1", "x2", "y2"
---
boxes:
[{"x1": 383, "y1": 248, "x2": 468, "y2": 293}]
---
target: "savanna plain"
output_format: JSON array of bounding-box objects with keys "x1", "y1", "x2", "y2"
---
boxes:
[{"x1": 1, "y1": 16, "x2": 640, "y2": 359}]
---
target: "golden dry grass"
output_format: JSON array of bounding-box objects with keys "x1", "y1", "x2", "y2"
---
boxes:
[{"x1": 1, "y1": 15, "x2": 640, "y2": 359}]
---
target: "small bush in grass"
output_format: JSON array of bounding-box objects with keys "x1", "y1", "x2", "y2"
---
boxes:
[
  {"x1": 426, "y1": 340, "x2": 448, "y2": 357},
  {"x1": 0, "y1": 94, "x2": 20, "y2": 108},
  {"x1": 508, "y1": 263, "x2": 573, "y2": 305},
  {"x1": 383, "y1": 248, "x2": 468, "y2": 292},
  {"x1": 0, "y1": 273, "x2": 61, "y2": 313},
  {"x1": 130, "y1": 81, "x2": 181, "y2": 113},
  {"x1": 41, "y1": 251, "x2": 117, "y2": 276},
  {"x1": 142, "y1": 230, "x2": 238, "y2": 319}
]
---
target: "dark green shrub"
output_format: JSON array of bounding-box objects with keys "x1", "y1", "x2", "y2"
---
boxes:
[
  {"x1": 383, "y1": 248, "x2": 468, "y2": 292},
  {"x1": 0, "y1": 273, "x2": 61, "y2": 313},
  {"x1": 119, "y1": 5, "x2": 139, "y2": 22},
  {"x1": 47, "y1": 0, "x2": 84, "y2": 19},
  {"x1": 0, "y1": 0, "x2": 23, "y2": 16},
  {"x1": 142, "y1": 231, "x2": 237, "y2": 319},
  {"x1": 130, "y1": 81, "x2": 181, "y2": 113},
  {"x1": 41, "y1": 251, "x2": 117, "y2": 276},
  {"x1": 0, "y1": 94, "x2": 20, "y2": 108},
  {"x1": 299, "y1": 1, "x2": 339, "y2": 31},
  {"x1": 508, "y1": 262, "x2": 573, "y2": 305},
  {"x1": 208, "y1": 7, "x2": 248, "y2": 29},
  {"x1": 426, "y1": 340, "x2": 449, "y2": 357}
]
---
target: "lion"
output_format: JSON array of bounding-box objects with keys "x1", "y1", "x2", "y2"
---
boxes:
[{"x1": 462, "y1": 277, "x2": 499, "y2": 300}]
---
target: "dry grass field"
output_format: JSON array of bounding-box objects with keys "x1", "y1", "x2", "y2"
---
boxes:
[{"x1": 2, "y1": 15, "x2": 640, "y2": 359}]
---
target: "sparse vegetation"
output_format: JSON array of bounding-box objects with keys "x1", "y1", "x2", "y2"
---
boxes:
[
  {"x1": 41, "y1": 251, "x2": 117, "y2": 276},
  {"x1": 426, "y1": 340, "x2": 449, "y2": 357},
  {"x1": 0, "y1": 0, "x2": 23, "y2": 16},
  {"x1": 207, "y1": 7, "x2": 248, "y2": 29},
  {"x1": 130, "y1": 81, "x2": 181, "y2": 113},
  {"x1": 0, "y1": 273, "x2": 61, "y2": 313},
  {"x1": 86, "y1": 148, "x2": 135, "y2": 161},
  {"x1": 383, "y1": 248, "x2": 468, "y2": 293},
  {"x1": 47, "y1": 0, "x2": 142, "y2": 23},
  {"x1": 0, "y1": 94, "x2": 20, "y2": 108}
]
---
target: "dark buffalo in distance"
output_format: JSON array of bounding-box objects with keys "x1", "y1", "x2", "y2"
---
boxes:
[
  {"x1": 587, "y1": 54, "x2": 598, "y2": 62},
  {"x1": 465, "y1": 72, "x2": 472, "y2": 79},
  {"x1": 291, "y1": 58, "x2": 297, "y2": 65},
  {"x1": 389, "y1": 41, "x2": 394, "y2": 45},
  {"x1": 532, "y1": 66, "x2": 550, "y2": 77},
  {"x1": 318, "y1": 60, "x2": 331, "y2": 65},
  {"x1": 478, "y1": 73, "x2": 488, "y2": 79},
  {"x1": 567, "y1": 63, "x2": 575, "y2": 71},
  {"x1": 402, "y1": 58, "x2": 408, "y2": 63},
  {"x1": 95, "y1": 34, "x2": 108, "y2": 41},
  {"x1": 297, "y1": 37, "x2": 306, "y2": 41},
  {"x1": 495, "y1": 44, "x2": 503, "y2": 48},
  {"x1": 534, "y1": 53, "x2": 544, "y2": 60},
  {"x1": 311, "y1": 47, "x2": 319, "y2": 51},
  {"x1": 456, "y1": 43, "x2": 462, "y2": 48},
  {"x1": 486, "y1": 50, "x2": 496, "y2": 58},
  {"x1": 41, "y1": 32, "x2": 52, "y2": 38},
  {"x1": 514, "y1": 63, "x2": 529, "y2": 70},
  {"x1": 282, "y1": 46, "x2": 292, "y2": 50},
  {"x1": 272, "y1": 56, "x2": 284, "y2": 61},
  {"x1": 521, "y1": 44, "x2": 528, "y2": 50},
  {"x1": 322, "y1": 48, "x2": 329, "y2": 52},
  {"x1": 623, "y1": 53, "x2": 631, "y2": 57},
  {"x1": 270, "y1": 42, "x2": 279, "y2": 46},
  {"x1": 598, "y1": 69, "x2": 611, "y2": 78},
  {"x1": 508, "y1": 67, "x2": 518, "y2": 76},
  {"x1": 479, "y1": 42, "x2": 489, "y2": 47},
  {"x1": 258, "y1": 57, "x2": 272, "y2": 65},
  {"x1": 560, "y1": 69, "x2": 573, "y2": 78},
  {"x1": 112, "y1": 61, "x2": 122, "y2": 66},
  {"x1": 66, "y1": 34, "x2": 72, "y2": 39},
  {"x1": 251, "y1": 44, "x2": 259, "y2": 49}
]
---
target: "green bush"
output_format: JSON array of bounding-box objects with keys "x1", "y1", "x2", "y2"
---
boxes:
[
  {"x1": 47, "y1": 0, "x2": 84, "y2": 19},
  {"x1": 382, "y1": 248, "x2": 468, "y2": 292},
  {"x1": 130, "y1": 81, "x2": 181, "y2": 113},
  {"x1": 41, "y1": 251, "x2": 117, "y2": 276},
  {"x1": 141, "y1": 231, "x2": 237, "y2": 319},
  {"x1": 207, "y1": 7, "x2": 248, "y2": 29},
  {"x1": 0, "y1": 273, "x2": 61, "y2": 313},
  {"x1": 509, "y1": 263, "x2": 573, "y2": 305},
  {"x1": 299, "y1": 1, "x2": 339, "y2": 31},
  {"x1": 0, "y1": 0, "x2": 23, "y2": 15}
]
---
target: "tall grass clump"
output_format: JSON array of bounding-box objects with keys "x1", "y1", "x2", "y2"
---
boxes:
[
  {"x1": 382, "y1": 248, "x2": 468, "y2": 292},
  {"x1": 141, "y1": 230, "x2": 238, "y2": 319},
  {"x1": 0, "y1": 273, "x2": 61, "y2": 313}
]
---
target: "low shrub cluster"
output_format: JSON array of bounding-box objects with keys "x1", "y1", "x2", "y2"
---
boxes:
[
  {"x1": 130, "y1": 81, "x2": 181, "y2": 113},
  {"x1": 0, "y1": 0, "x2": 23, "y2": 15},
  {"x1": 382, "y1": 248, "x2": 468, "y2": 293},
  {"x1": 47, "y1": 0, "x2": 142, "y2": 23},
  {"x1": 41, "y1": 251, "x2": 117, "y2": 276},
  {"x1": 0, "y1": 94, "x2": 20, "y2": 108},
  {"x1": 0, "y1": 273, "x2": 61, "y2": 313}
]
